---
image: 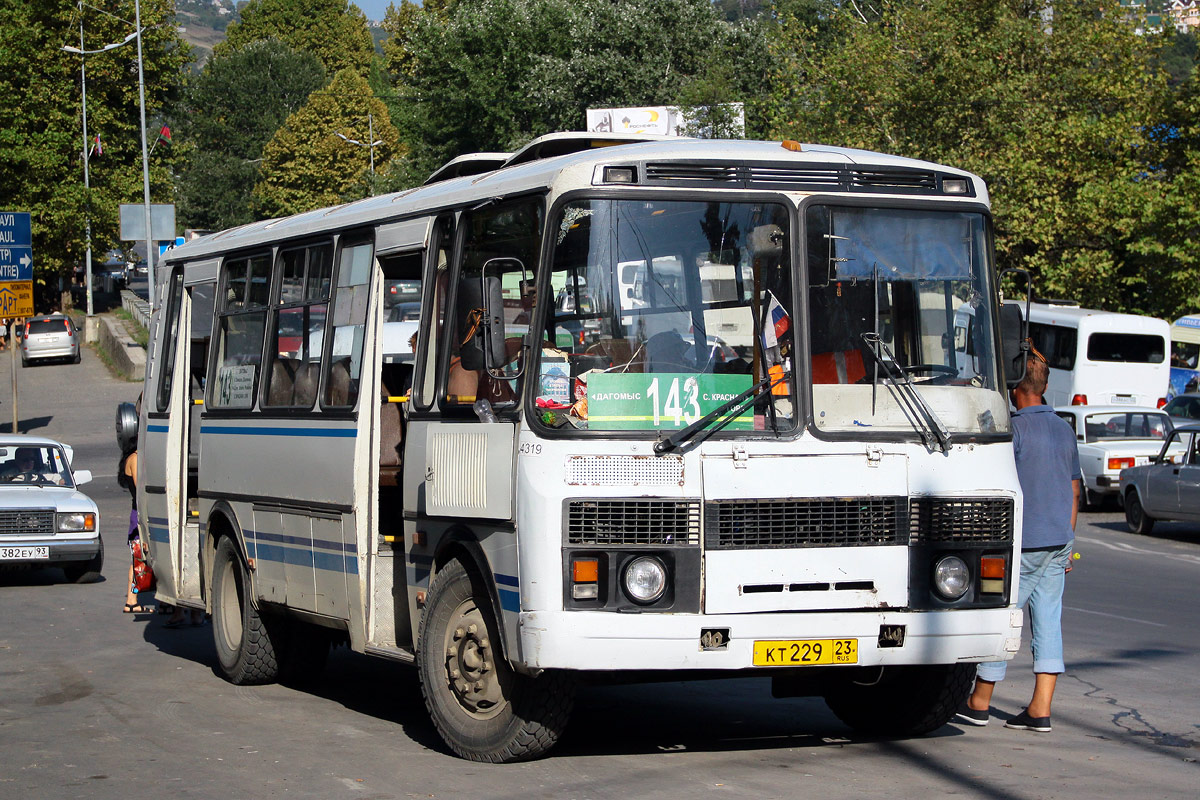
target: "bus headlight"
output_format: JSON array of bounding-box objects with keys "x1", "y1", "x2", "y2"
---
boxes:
[
  {"x1": 932, "y1": 555, "x2": 970, "y2": 600},
  {"x1": 622, "y1": 556, "x2": 667, "y2": 604}
]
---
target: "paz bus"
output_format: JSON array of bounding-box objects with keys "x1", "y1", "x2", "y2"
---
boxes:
[{"x1": 136, "y1": 132, "x2": 1027, "y2": 762}]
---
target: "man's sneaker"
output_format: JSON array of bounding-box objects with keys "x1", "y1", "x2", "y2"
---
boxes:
[
  {"x1": 1004, "y1": 709, "x2": 1052, "y2": 732},
  {"x1": 955, "y1": 702, "x2": 989, "y2": 726}
]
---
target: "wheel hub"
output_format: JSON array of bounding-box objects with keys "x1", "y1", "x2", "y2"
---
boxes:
[{"x1": 444, "y1": 601, "x2": 504, "y2": 717}]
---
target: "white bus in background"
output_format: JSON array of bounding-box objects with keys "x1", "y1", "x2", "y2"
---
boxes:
[
  {"x1": 137, "y1": 131, "x2": 1029, "y2": 763},
  {"x1": 955, "y1": 301, "x2": 1169, "y2": 407},
  {"x1": 1167, "y1": 314, "x2": 1200, "y2": 398}
]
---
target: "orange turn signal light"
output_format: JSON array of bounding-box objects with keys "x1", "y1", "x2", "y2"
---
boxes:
[
  {"x1": 573, "y1": 558, "x2": 599, "y2": 583},
  {"x1": 980, "y1": 556, "x2": 1006, "y2": 579},
  {"x1": 1108, "y1": 457, "x2": 1135, "y2": 471}
]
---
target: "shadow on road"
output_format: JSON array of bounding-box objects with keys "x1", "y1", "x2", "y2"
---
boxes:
[{"x1": 0, "y1": 415, "x2": 55, "y2": 434}]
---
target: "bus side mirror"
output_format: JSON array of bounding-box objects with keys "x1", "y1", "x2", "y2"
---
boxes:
[
  {"x1": 480, "y1": 273, "x2": 506, "y2": 372},
  {"x1": 999, "y1": 303, "x2": 1027, "y2": 389}
]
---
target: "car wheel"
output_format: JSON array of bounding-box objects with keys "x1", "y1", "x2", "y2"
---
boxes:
[
  {"x1": 211, "y1": 536, "x2": 283, "y2": 685},
  {"x1": 73, "y1": 350, "x2": 81, "y2": 364},
  {"x1": 1125, "y1": 491, "x2": 1155, "y2": 535},
  {"x1": 62, "y1": 537, "x2": 104, "y2": 583},
  {"x1": 418, "y1": 558, "x2": 575, "y2": 762}
]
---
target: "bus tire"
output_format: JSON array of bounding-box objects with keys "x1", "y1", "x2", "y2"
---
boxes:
[
  {"x1": 823, "y1": 663, "x2": 974, "y2": 737},
  {"x1": 212, "y1": 536, "x2": 281, "y2": 685},
  {"x1": 417, "y1": 559, "x2": 574, "y2": 763},
  {"x1": 1125, "y1": 490, "x2": 1155, "y2": 535},
  {"x1": 62, "y1": 537, "x2": 103, "y2": 583}
]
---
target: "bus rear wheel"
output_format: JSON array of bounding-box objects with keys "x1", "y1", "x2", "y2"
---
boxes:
[
  {"x1": 417, "y1": 559, "x2": 574, "y2": 763},
  {"x1": 823, "y1": 663, "x2": 974, "y2": 737},
  {"x1": 212, "y1": 536, "x2": 282, "y2": 685}
]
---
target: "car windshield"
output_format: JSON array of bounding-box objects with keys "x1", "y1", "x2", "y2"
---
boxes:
[
  {"x1": 1084, "y1": 412, "x2": 1170, "y2": 443},
  {"x1": 806, "y1": 205, "x2": 1010, "y2": 437},
  {"x1": 536, "y1": 198, "x2": 795, "y2": 434},
  {"x1": 0, "y1": 444, "x2": 73, "y2": 487}
]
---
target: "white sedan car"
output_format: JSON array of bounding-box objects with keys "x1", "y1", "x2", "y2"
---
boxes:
[
  {"x1": 0, "y1": 435, "x2": 102, "y2": 582},
  {"x1": 1053, "y1": 405, "x2": 1182, "y2": 509}
]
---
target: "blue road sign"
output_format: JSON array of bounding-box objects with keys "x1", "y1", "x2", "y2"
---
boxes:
[{"x1": 0, "y1": 211, "x2": 33, "y2": 281}]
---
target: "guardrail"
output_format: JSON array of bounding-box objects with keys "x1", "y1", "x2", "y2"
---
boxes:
[{"x1": 121, "y1": 289, "x2": 150, "y2": 329}]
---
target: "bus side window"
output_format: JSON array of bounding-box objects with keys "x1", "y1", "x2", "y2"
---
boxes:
[
  {"x1": 416, "y1": 219, "x2": 454, "y2": 411},
  {"x1": 211, "y1": 253, "x2": 270, "y2": 409},
  {"x1": 322, "y1": 240, "x2": 373, "y2": 409},
  {"x1": 445, "y1": 198, "x2": 544, "y2": 410}
]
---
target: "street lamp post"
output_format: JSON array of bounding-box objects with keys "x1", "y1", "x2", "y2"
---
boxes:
[
  {"x1": 62, "y1": 16, "x2": 138, "y2": 325},
  {"x1": 335, "y1": 112, "x2": 384, "y2": 191},
  {"x1": 134, "y1": 0, "x2": 155, "y2": 311}
]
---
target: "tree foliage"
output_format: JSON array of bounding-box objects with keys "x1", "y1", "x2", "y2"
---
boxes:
[
  {"x1": 384, "y1": 0, "x2": 770, "y2": 181},
  {"x1": 768, "y1": 0, "x2": 1200, "y2": 318},
  {"x1": 217, "y1": 0, "x2": 374, "y2": 77},
  {"x1": 0, "y1": 0, "x2": 187, "y2": 307},
  {"x1": 175, "y1": 39, "x2": 326, "y2": 231},
  {"x1": 252, "y1": 69, "x2": 402, "y2": 218}
]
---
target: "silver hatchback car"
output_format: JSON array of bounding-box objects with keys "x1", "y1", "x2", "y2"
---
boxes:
[{"x1": 20, "y1": 314, "x2": 80, "y2": 366}]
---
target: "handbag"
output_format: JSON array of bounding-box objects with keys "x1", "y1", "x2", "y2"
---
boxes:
[{"x1": 131, "y1": 539, "x2": 156, "y2": 594}]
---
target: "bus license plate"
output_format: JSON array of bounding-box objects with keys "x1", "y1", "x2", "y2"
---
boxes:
[
  {"x1": 0, "y1": 545, "x2": 49, "y2": 560},
  {"x1": 753, "y1": 638, "x2": 858, "y2": 667}
]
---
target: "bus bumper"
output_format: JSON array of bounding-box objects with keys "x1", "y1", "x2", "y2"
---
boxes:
[{"x1": 516, "y1": 607, "x2": 1022, "y2": 671}]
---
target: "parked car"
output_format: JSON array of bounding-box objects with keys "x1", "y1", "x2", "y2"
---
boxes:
[
  {"x1": 1119, "y1": 424, "x2": 1200, "y2": 534},
  {"x1": 20, "y1": 314, "x2": 80, "y2": 366},
  {"x1": 0, "y1": 436, "x2": 101, "y2": 582},
  {"x1": 1161, "y1": 391, "x2": 1200, "y2": 429},
  {"x1": 1054, "y1": 405, "x2": 1182, "y2": 509}
]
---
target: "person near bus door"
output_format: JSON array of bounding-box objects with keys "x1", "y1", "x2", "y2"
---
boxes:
[{"x1": 956, "y1": 346, "x2": 1080, "y2": 732}]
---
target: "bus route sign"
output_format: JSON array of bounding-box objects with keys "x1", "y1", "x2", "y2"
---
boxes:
[{"x1": 0, "y1": 212, "x2": 34, "y2": 317}]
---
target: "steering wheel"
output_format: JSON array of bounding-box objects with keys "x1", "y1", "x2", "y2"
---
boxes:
[
  {"x1": 904, "y1": 364, "x2": 959, "y2": 383},
  {"x1": 13, "y1": 471, "x2": 41, "y2": 483}
]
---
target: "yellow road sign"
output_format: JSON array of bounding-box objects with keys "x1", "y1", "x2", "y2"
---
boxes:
[{"x1": 0, "y1": 280, "x2": 33, "y2": 317}]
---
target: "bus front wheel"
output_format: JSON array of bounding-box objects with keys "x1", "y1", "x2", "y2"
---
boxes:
[
  {"x1": 417, "y1": 559, "x2": 574, "y2": 762},
  {"x1": 823, "y1": 663, "x2": 974, "y2": 736},
  {"x1": 212, "y1": 536, "x2": 282, "y2": 685}
]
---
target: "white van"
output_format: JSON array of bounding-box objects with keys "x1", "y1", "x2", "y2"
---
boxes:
[{"x1": 955, "y1": 301, "x2": 1169, "y2": 408}]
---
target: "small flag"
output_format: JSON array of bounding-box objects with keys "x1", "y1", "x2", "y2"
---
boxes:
[
  {"x1": 89, "y1": 134, "x2": 102, "y2": 157},
  {"x1": 762, "y1": 291, "x2": 790, "y2": 350},
  {"x1": 157, "y1": 125, "x2": 171, "y2": 145}
]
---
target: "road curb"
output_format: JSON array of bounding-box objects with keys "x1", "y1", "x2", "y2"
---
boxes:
[{"x1": 97, "y1": 313, "x2": 146, "y2": 382}]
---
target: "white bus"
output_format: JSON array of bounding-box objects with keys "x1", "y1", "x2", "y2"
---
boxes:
[{"x1": 138, "y1": 132, "x2": 1026, "y2": 762}]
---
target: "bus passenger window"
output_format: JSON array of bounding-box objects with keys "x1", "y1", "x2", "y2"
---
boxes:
[
  {"x1": 322, "y1": 240, "x2": 373, "y2": 409},
  {"x1": 212, "y1": 253, "x2": 270, "y2": 409}
]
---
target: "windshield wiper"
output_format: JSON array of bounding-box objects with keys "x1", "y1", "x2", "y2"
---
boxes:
[
  {"x1": 859, "y1": 332, "x2": 952, "y2": 453},
  {"x1": 654, "y1": 369, "x2": 791, "y2": 455}
]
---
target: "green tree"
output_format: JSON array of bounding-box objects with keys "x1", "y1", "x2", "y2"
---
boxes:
[
  {"x1": 768, "y1": 0, "x2": 1186, "y2": 316},
  {"x1": 252, "y1": 69, "x2": 402, "y2": 217},
  {"x1": 384, "y1": 0, "x2": 769, "y2": 182},
  {"x1": 0, "y1": 0, "x2": 187, "y2": 309},
  {"x1": 217, "y1": 0, "x2": 374, "y2": 77},
  {"x1": 175, "y1": 39, "x2": 326, "y2": 230}
]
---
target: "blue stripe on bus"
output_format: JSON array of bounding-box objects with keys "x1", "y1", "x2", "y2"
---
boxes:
[
  {"x1": 248, "y1": 529, "x2": 355, "y2": 553},
  {"x1": 201, "y1": 425, "x2": 356, "y2": 438},
  {"x1": 147, "y1": 516, "x2": 169, "y2": 526},
  {"x1": 147, "y1": 526, "x2": 169, "y2": 544},
  {"x1": 494, "y1": 572, "x2": 519, "y2": 587},
  {"x1": 146, "y1": 424, "x2": 169, "y2": 433},
  {"x1": 243, "y1": 528, "x2": 359, "y2": 574},
  {"x1": 497, "y1": 587, "x2": 520, "y2": 613}
]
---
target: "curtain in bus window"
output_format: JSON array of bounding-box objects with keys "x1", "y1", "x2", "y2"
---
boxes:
[
  {"x1": 828, "y1": 208, "x2": 975, "y2": 281},
  {"x1": 322, "y1": 242, "x2": 372, "y2": 409}
]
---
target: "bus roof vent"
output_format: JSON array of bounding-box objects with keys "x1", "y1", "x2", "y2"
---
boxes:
[
  {"x1": 643, "y1": 162, "x2": 958, "y2": 195},
  {"x1": 424, "y1": 152, "x2": 512, "y2": 185}
]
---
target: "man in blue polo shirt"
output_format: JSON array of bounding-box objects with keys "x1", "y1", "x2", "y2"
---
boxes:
[{"x1": 957, "y1": 349, "x2": 1080, "y2": 733}]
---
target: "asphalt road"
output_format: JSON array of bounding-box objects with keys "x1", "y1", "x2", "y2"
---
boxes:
[{"x1": 0, "y1": 342, "x2": 1197, "y2": 799}]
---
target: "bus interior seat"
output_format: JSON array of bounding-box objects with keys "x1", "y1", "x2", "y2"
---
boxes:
[
  {"x1": 812, "y1": 349, "x2": 867, "y2": 384},
  {"x1": 379, "y1": 376, "x2": 403, "y2": 487},
  {"x1": 268, "y1": 358, "x2": 298, "y2": 405},
  {"x1": 293, "y1": 361, "x2": 318, "y2": 407},
  {"x1": 327, "y1": 358, "x2": 352, "y2": 406}
]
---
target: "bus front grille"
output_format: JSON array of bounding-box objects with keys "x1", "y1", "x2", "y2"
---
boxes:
[
  {"x1": 705, "y1": 497, "x2": 907, "y2": 549},
  {"x1": 0, "y1": 510, "x2": 55, "y2": 538},
  {"x1": 565, "y1": 499, "x2": 700, "y2": 546},
  {"x1": 909, "y1": 497, "x2": 1015, "y2": 544}
]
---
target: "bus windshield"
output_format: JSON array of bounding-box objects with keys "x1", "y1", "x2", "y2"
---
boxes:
[
  {"x1": 537, "y1": 198, "x2": 795, "y2": 433},
  {"x1": 806, "y1": 205, "x2": 1009, "y2": 437}
]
